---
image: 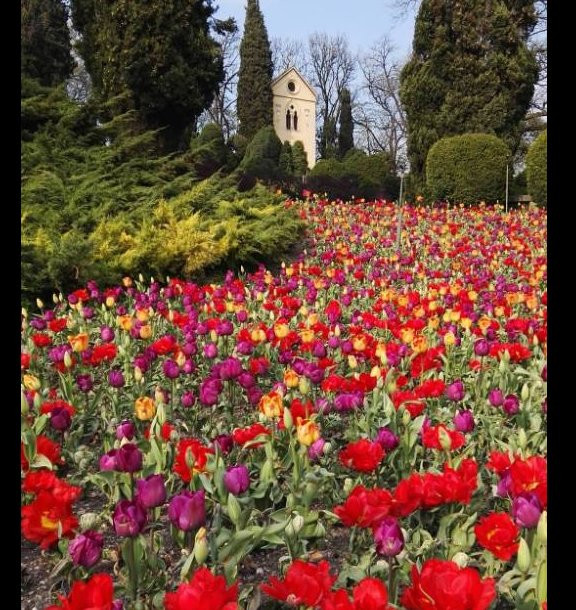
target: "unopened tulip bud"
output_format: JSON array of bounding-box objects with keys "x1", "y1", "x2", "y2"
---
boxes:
[
  {"x1": 536, "y1": 560, "x2": 547, "y2": 604},
  {"x1": 537, "y1": 511, "x2": 547, "y2": 545},
  {"x1": 343, "y1": 478, "x2": 354, "y2": 495},
  {"x1": 286, "y1": 514, "x2": 304, "y2": 537},
  {"x1": 283, "y1": 407, "x2": 293, "y2": 430},
  {"x1": 63, "y1": 351, "x2": 73, "y2": 369},
  {"x1": 402, "y1": 410, "x2": 411, "y2": 426},
  {"x1": 521, "y1": 383, "x2": 530, "y2": 402},
  {"x1": 517, "y1": 428, "x2": 527, "y2": 449},
  {"x1": 134, "y1": 367, "x2": 143, "y2": 382},
  {"x1": 194, "y1": 527, "x2": 209, "y2": 565},
  {"x1": 298, "y1": 377, "x2": 310, "y2": 395},
  {"x1": 322, "y1": 442, "x2": 332, "y2": 455},
  {"x1": 53, "y1": 294, "x2": 59, "y2": 304},
  {"x1": 79, "y1": 512, "x2": 99, "y2": 531},
  {"x1": 21, "y1": 391, "x2": 29, "y2": 415},
  {"x1": 438, "y1": 426, "x2": 452, "y2": 451},
  {"x1": 36, "y1": 299, "x2": 44, "y2": 310},
  {"x1": 34, "y1": 392, "x2": 42, "y2": 410},
  {"x1": 452, "y1": 552, "x2": 470, "y2": 568},
  {"x1": 260, "y1": 459, "x2": 274, "y2": 482},
  {"x1": 517, "y1": 537, "x2": 531, "y2": 573}
]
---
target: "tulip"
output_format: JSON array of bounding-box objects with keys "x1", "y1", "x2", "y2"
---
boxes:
[
  {"x1": 51, "y1": 407, "x2": 72, "y2": 431},
  {"x1": 181, "y1": 391, "x2": 196, "y2": 408},
  {"x1": 307, "y1": 438, "x2": 326, "y2": 461},
  {"x1": 453, "y1": 409, "x2": 475, "y2": 433},
  {"x1": 374, "y1": 517, "x2": 405, "y2": 557},
  {"x1": 488, "y1": 388, "x2": 504, "y2": 407},
  {"x1": 375, "y1": 427, "x2": 399, "y2": 451},
  {"x1": 135, "y1": 474, "x2": 166, "y2": 509},
  {"x1": 445, "y1": 380, "x2": 465, "y2": 402},
  {"x1": 116, "y1": 420, "x2": 136, "y2": 441},
  {"x1": 69, "y1": 531, "x2": 103, "y2": 567},
  {"x1": 223, "y1": 465, "x2": 250, "y2": 495},
  {"x1": 113, "y1": 500, "x2": 147, "y2": 537},
  {"x1": 108, "y1": 369, "x2": 125, "y2": 388},
  {"x1": 76, "y1": 374, "x2": 94, "y2": 393},
  {"x1": 474, "y1": 338, "x2": 490, "y2": 356},
  {"x1": 503, "y1": 394, "x2": 520, "y2": 415},
  {"x1": 161, "y1": 359, "x2": 179, "y2": 379},
  {"x1": 99, "y1": 449, "x2": 118, "y2": 471},
  {"x1": 212, "y1": 434, "x2": 233, "y2": 454},
  {"x1": 115, "y1": 443, "x2": 143, "y2": 473},
  {"x1": 100, "y1": 326, "x2": 115, "y2": 342},
  {"x1": 203, "y1": 343, "x2": 218, "y2": 359},
  {"x1": 512, "y1": 493, "x2": 542, "y2": 529},
  {"x1": 168, "y1": 490, "x2": 206, "y2": 531}
]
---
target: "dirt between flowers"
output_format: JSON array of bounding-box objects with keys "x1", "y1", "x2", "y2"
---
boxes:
[{"x1": 20, "y1": 490, "x2": 351, "y2": 609}]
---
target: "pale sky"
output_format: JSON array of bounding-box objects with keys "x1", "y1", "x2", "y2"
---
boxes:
[{"x1": 215, "y1": 0, "x2": 417, "y2": 59}]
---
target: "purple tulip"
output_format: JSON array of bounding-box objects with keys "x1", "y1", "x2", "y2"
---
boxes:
[
  {"x1": 168, "y1": 490, "x2": 206, "y2": 531},
  {"x1": 99, "y1": 449, "x2": 118, "y2": 471},
  {"x1": 374, "y1": 517, "x2": 405, "y2": 557},
  {"x1": 237, "y1": 372, "x2": 255, "y2": 389},
  {"x1": 213, "y1": 434, "x2": 233, "y2": 454},
  {"x1": 219, "y1": 357, "x2": 243, "y2": 381},
  {"x1": 100, "y1": 326, "x2": 115, "y2": 342},
  {"x1": 217, "y1": 320, "x2": 234, "y2": 336},
  {"x1": 307, "y1": 438, "x2": 326, "y2": 461},
  {"x1": 503, "y1": 394, "x2": 520, "y2": 415},
  {"x1": 113, "y1": 500, "x2": 147, "y2": 537},
  {"x1": 163, "y1": 359, "x2": 180, "y2": 379},
  {"x1": 488, "y1": 388, "x2": 504, "y2": 407},
  {"x1": 69, "y1": 531, "x2": 103, "y2": 567},
  {"x1": 223, "y1": 465, "x2": 250, "y2": 495},
  {"x1": 181, "y1": 391, "x2": 196, "y2": 408},
  {"x1": 334, "y1": 392, "x2": 364, "y2": 412},
  {"x1": 135, "y1": 474, "x2": 166, "y2": 509},
  {"x1": 236, "y1": 310, "x2": 248, "y2": 323},
  {"x1": 204, "y1": 343, "x2": 218, "y2": 359},
  {"x1": 375, "y1": 427, "x2": 399, "y2": 451},
  {"x1": 474, "y1": 339, "x2": 490, "y2": 357},
  {"x1": 116, "y1": 420, "x2": 136, "y2": 441},
  {"x1": 236, "y1": 341, "x2": 253, "y2": 355},
  {"x1": 76, "y1": 374, "x2": 94, "y2": 393},
  {"x1": 50, "y1": 407, "x2": 71, "y2": 431},
  {"x1": 453, "y1": 409, "x2": 475, "y2": 433},
  {"x1": 108, "y1": 369, "x2": 125, "y2": 388},
  {"x1": 541, "y1": 365, "x2": 547, "y2": 382},
  {"x1": 445, "y1": 380, "x2": 465, "y2": 402},
  {"x1": 199, "y1": 378, "x2": 222, "y2": 406},
  {"x1": 115, "y1": 443, "x2": 143, "y2": 473},
  {"x1": 496, "y1": 471, "x2": 513, "y2": 498},
  {"x1": 511, "y1": 493, "x2": 542, "y2": 528}
]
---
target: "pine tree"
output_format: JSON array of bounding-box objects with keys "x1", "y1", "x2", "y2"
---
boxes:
[
  {"x1": 70, "y1": 0, "x2": 225, "y2": 151},
  {"x1": 319, "y1": 117, "x2": 338, "y2": 159},
  {"x1": 400, "y1": 0, "x2": 538, "y2": 186},
  {"x1": 338, "y1": 88, "x2": 354, "y2": 158},
  {"x1": 279, "y1": 141, "x2": 294, "y2": 175},
  {"x1": 237, "y1": 0, "x2": 273, "y2": 140},
  {"x1": 292, "y1": 141, "x2": 309, "y2": 175},
  {"x1": 21, "y1": 0, "x2": 74, "y2": 87}
]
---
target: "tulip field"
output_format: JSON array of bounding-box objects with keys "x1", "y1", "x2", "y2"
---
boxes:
[{"x1": 21, "y1": 198, "x2": 547, "y2": 609}]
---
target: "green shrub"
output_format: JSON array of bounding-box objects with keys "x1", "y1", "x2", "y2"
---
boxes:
[
  {"x1": 239, "y1": 126, "x2": 282, "y2": 183},
  {"x1": 189, "y1": 123, "x2": 228, "y2": 178},
  {"x1": 292, "y1": 141, "x2": 309, "y2": 176},
  {"x1": 526, "y1": 130, "x2": 547, "y2": 206},
  {"x1": 279, "y1": 141, "x2": 294, "y2": 175},
  {"x1": 426, "y1": 133, "x2": 510, "y2": 205},
  {"x1": 307, "y1": 152, "x2": 399, "y2": 200}
]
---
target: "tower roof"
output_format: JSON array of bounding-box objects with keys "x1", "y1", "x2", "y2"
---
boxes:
[{"x1": 272, "y1": 67, "x2": 317, "y2": 100}]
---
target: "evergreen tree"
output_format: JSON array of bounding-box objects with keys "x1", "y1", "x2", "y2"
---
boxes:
[
  {"x1": 292, "y1": 141, "x2": 309, "y2": 175},
  {"x1": 237, "y1": 0, "x2": 273, "y2": 140},
  {"x1": 400, "y1": 0, "x2": 538, "y2": 186},
  {"x1": 338, "y1": 88, "x2": 354, "y2": 158},
  {"x1": 279, "y1": 141, "x2": 294, "y2": 175},
  {"x1": 70, "y1": 0, "x2": 225, "y2": 151},
  {"x1": 319, "y1": 116, "x2": 338, "y2": 159},
  {"x1": 21, "y1": 0, "x2": 74, "y2": 87}
]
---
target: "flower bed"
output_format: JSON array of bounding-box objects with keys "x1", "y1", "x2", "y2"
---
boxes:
[{"x1": 21, "y1": 199, "x2": 547, "y2": 609}]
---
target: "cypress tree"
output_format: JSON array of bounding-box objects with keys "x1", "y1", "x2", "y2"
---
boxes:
[
  {"x1": 400, "y1": 0, "x2": 538, "y2": 186},
  {"x1": 279, "y1": 141, "x2": 294, "y2": 175},
  {"x1": 292, "y1": 141, "x2": 309, "y2": 175},
  {"x1": 237, "y1": 0, "x2": 273, "y2": 140},
  {"x1": 21, "y1": 0, "x2": 74, "y2": 87},
  {"x1": 70, "y1": 0, "x2": 224, "y2": 151},
  {"x1": 338, "y1": 88, "x2": 354, "y2": 158}
]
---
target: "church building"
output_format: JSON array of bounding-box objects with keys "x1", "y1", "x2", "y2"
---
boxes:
[{"x1": 271, "y1": 67, "x2": 317, "y2": 169}]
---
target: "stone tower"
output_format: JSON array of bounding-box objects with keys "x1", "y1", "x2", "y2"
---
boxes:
[{"x1": 271, "y1": 67, "x2": 317, "y2": 169}]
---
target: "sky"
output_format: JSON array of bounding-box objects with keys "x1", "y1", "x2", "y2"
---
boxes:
[{"x1": 215, "y1": 0, "x2": 418, "y2": 59}]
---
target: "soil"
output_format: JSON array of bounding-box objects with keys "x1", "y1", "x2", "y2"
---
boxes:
[{"x1": 21, "y1": 488, "x2": 350, "y2": 609}]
